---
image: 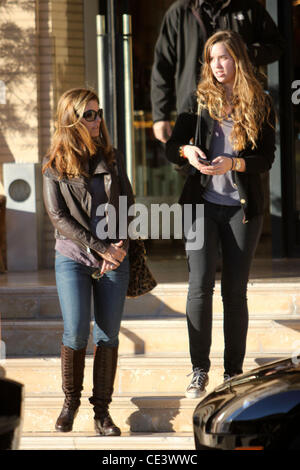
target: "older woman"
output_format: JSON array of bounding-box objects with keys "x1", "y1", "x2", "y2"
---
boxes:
[{"x1": 43, "y1": 88, "x2": 134, "y2": 435}]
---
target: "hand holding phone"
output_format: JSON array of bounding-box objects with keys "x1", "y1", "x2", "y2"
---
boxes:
[
  {"x1": 197, "y1": 156, "x2": 210, "y2": 166},
  {"x1": 181, "y1": 145, "x2": 209, "y2": 171}
]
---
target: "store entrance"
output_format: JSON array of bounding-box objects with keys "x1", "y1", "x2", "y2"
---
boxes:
[
  {"x1": 84, "y1": 0, "x2": 185, "y2": 257},
  {"x1": 84, "y1": 0, "x2": 185, "y2": 258},
  {"x1": 274, "y1": 0, "x2": 300, "y2": 257},
  {"x1": 84, "y1": 0, "x2": 278, "y2": 259},
  {"x1": 292, "y1": 0, "x2": 300, "y2": 255}
]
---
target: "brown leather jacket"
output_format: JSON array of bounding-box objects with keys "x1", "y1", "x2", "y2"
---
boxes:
[{"x1": 43, "y1": 148, "x2": 135, "y2": 257}]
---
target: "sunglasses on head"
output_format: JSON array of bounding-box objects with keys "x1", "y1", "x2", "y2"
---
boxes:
[{"x1": 82, "y1": 108, "x2": 103, "y2": 122}]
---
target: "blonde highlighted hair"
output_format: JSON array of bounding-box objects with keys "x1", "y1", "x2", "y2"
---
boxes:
[
  {"x1": 197, "y1": 30, "x2": 273, "y2": 151},
  {"x1": 42, "y1": 88, "x2": 114, "y2": 178}
]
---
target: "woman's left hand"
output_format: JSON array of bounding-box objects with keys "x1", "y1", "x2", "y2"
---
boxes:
[
  {"x1": 100, "y1": 259, "x2": 118, "y2": 275},
  {"x1": 200, "y1": 156, "x2": 232, "y2": 175}
]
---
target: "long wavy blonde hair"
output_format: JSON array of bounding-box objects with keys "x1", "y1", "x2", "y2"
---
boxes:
[
  {"x1": 42, "y1": 88, "x2": 114, "y2": 178},
  {"x1": 197, "y1": 30, "x2": 273, "y2": 151}
]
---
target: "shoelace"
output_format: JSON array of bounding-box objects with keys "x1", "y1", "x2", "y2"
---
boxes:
[
  {"x1": 223, "y1": 374, "x2": 232, "y2": 382},
  {"x1": 187, "y1": 368, "x2": 207, "y2": 387},
  {"x1": 224, "y1": 373, "x2": 239, "y2": 382}
]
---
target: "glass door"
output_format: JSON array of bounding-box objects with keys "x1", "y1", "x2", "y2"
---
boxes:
[
  {"x1": 280, "y1": 0, "x2": 300, "y2": 256},
  {"x1": 293, "y1": 2, "x2": 300, "y2": 218},
  {"x1": 130, "y1": 0, "x2": 185, "y2": 254},
  {"x1": 268, "y1": 0, "x2": 300, "y2": 257},
  {"x1": 123, "y1": 0, "x2": 185, "y2": 255},
  {"x1": 85, "y1": 0, "x2": 185, "y2": 256}
]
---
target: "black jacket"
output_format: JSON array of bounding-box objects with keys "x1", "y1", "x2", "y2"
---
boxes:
[
  {"x1": 165, "y1": 95, "x2": 276, "y2": 222},
  {"x1": 43, "y1": 149, "x2": 134, "y2": 257},
  {"x1": 151, "y1": 0, "x2": 285, "y2": 122}
]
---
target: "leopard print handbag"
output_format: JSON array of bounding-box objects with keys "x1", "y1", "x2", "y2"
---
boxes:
[{"x1": 126, "y1": 239, "x2": 157, "y2": 298}]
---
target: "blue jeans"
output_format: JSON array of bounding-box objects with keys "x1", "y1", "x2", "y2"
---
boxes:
[
  {"x1": 185, "y1": 201, "x2": 263, "y2": 375},
  {"x1": 55, "y1": 252, "x2": 130, "y2": 350}
]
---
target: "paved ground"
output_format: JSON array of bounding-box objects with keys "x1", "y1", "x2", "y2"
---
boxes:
[{"x1": 1, "y1": 257, "x2": 300, "y2": 288}]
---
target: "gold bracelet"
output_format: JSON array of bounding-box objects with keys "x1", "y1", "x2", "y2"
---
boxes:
[
  {"x1": 179, "y1": 146, "x2": 187, "y2": 159},
  {"x1": 235, "y1": 158, "x2": 242, "y2": 171}
]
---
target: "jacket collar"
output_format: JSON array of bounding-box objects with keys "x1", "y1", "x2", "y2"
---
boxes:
[
  {"x1": 90, "y1": 155, "x2": 110, "y2": 175},
  {"x1": 201, "y1": 108, "x2": 215, "y2": 151},
  {"x1": 43, "y1": 152, "x2": 114, "y2": 184},
  {"x1": 89, "y1": 149, "x2": 117, "y2": 176},
  {"x1": 198, "y1": 0, "x2": 231, "y2": 9}
]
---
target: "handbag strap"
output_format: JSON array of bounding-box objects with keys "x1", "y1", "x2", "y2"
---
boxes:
[
  {"x1": 194, "y1": 102, "x2": 202, "y2": 147},
  {"x1": 189, "y1": 102, "x2": 202, "y2": 176}
]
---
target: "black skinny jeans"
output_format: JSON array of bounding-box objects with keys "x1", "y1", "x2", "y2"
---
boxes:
[{"x1": 185, "y1": 200, "x2": 263, "y2": 376}]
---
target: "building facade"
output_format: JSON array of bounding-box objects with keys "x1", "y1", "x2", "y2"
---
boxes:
[{"x1": 0, "y1": 0, "x2": 299, "y2": 270}]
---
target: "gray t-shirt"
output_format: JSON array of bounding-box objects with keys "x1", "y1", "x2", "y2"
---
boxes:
[{"x1": 203, "y1": 119, "x2": 240, "y2": 206}]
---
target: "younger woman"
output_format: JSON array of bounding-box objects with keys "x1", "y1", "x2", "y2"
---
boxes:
[{"x1": 166, "y1": 30, "x2": 276, "y2": 398}]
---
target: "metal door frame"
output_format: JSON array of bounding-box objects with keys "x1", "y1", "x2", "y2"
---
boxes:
[{"x1": 268, "y1": 0, "x2": 300, "y2": 257}]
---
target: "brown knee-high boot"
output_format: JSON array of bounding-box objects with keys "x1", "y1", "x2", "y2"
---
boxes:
[
  {"x1": 55, "y1": 345, "x2": 86, "y2": 432},
  {"x1": 89, "y1": 344, "x2": 121, "y2": 436}
]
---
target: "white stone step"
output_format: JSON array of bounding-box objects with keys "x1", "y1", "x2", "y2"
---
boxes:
[
  {"x1": 21, "y1": 393, "x2": 199, "y2": 434},
  {"x1": 3, "y1": 354, "x2": 217, "y2": 395},
  {"x1": 2, "y1": 316, "x2": 300, "y2": 357},
  {"x1": 19, "y1": 432, "x2": 195, "y2": 450},
  {"x1": 3, "y1": 353, "x2": 287, "y2": 396},
  {"x1": 3, "y1": 354, "x2": 284, "y2": 434},
  {"x1": 2, "y1": 262, "x2": 300, "y2": 449},
  {"x1": 1, "y1": 280, "x2": 300, "y2": 319}
]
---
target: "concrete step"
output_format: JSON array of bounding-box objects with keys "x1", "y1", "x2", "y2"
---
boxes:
[
  {"x1": 21, "y1": 394, "x2": 198, "y2": 434},
  {"x1": 3, "y1": 354, "x2": 283, "y2": 434},
  {"x1": 2, "y1": 316, "x2": 300, "y2": 357},
  {"x1": 19, "y1": 432, "x2": 195, "y2": 450},
  {"x1": 1, "y1": 280, "x2": 300, "y2": 319},
  {"x1": 2, "y1": 262, "x2": 299, "y2": 449},
  {"x1": 2, "y1": 353, "x2": 284, "y2": 396}
]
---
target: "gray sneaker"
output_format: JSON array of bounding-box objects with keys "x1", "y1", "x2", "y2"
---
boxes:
[
  {"x1": 185, "y1": 368, "x2": 209, "y2": 398},
  {"x1": 223, "y1": 373, "x2": 232, "y2": 382},
  {"x1": 223, "y1": 373, "x2": 240, "y2": 382}
]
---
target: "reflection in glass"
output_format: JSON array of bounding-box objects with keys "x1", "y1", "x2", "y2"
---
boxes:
[
  {"x1": 293, "y1": 2, "x2": 300, "y2": 210},
  {"x1": 131, "y1": 0, "x2": 184, "y2": 201}
]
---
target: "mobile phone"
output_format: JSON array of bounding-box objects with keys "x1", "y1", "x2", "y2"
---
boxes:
[{"x1": 198, "y1": 156, "x2": 210, "y2": 165}]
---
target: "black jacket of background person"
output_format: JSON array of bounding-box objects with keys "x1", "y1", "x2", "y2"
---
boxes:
[
  {"x1": 151, "y1": 0, "x2": 285, "y2": 123},
  {"x1": 165, "y1": 93, "x2": 276, "y2": 223}
]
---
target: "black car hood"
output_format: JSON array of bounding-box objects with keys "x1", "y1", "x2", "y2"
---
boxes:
[
  {"x1": 218, "y1": 356, "x2": 300, "y2": 390},
  {"x1": 193, "y1": 356, "x2": 300, "y2": 433}
]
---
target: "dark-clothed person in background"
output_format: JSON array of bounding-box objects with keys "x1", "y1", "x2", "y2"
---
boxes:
[
  {"x1": 151, "y1": 0, "x2": 285, "y2": 143},
  {"x1": 43, "y1": 88, "x2": 134, "y2": 436}
]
